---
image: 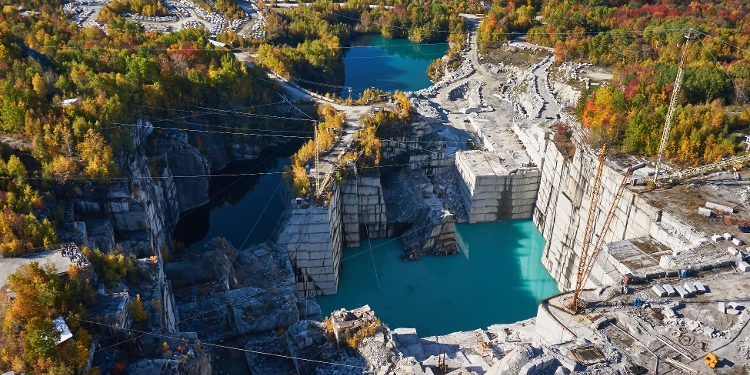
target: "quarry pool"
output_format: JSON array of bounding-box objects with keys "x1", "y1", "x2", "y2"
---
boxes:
[
  {"x1": 173, "y1": 142, "x2": 299, "y2": 252},
  {"x1": 316, "y1": 220, "x2": 559, "y2": 337},
  {"x1": 341, "y1": 34, "x2": 447, "y2": 98}
]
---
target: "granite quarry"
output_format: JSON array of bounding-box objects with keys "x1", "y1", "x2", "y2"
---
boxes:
[{"x1": 3, "y1": 11, "x2": 750, "y2": 375}]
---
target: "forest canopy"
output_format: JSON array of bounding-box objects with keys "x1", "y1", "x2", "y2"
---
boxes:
[{"x1": 0, "y1": 0, "x2": 280, "y2": 251}]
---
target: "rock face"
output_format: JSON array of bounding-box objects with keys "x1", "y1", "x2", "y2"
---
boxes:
[
  {"x1": 286, "y1": 320, "x2": 332, "y2": 375},
  {"x1": 341, "y1": 174, "x2": 389, "y2": 247},
  {"x1": 455, "y1": 150, "x2": 541, "y2": 223},
  {"x1": 125, "y1": 333, "x2": 211, "y2": 375},
  {"x1": 123, "y1": 121, "x2": 182, "y2": 332},
  {"x1": 381, "y1": 170, "x2": 458, "y2": 260},
  {"x1": 400, "y1": 204, "x2": 458, "y2": 260},
  {"x1": 533, "y1": 143, "x2": 664, "y2": 291},
  {"x1": 165, "y1": 238, "x2": 238, "y2": 294},
  {"x1": 177, "y1": 286, "x2": 300, "y2": 342},
  {"x1": 167, "y1": 144, "x2": 211, "y2": 212},
  {"x1": 486, "y1": 344, "x2": 539, "y2": 375},
  {"x1": 195, "y1": 132, "x2": 231, "y2": 171},
  {"x1": 277, "y1": 186, "x2": 343, "y2": 296},
  {"x1": 244, "y1": 333, "x2": 297, "y2": 375},
  {"x1": 175, "y1": 241, "x2": 307, "y2": 341}
]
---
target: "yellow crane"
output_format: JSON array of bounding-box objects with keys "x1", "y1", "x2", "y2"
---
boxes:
[
  {"x1": 569, "y1": 145, "x2": 633, "y2": 313},
  {"x1": 654, "y1": 29, "x2": 693, "y2": 183},
  {"x1": 650, "y1": 29, "x2": 750, "y2": 187}
]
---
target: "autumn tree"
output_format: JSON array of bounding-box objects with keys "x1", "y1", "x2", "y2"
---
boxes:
[{"x1": 0, "y1": 263, "x2": 93, "y2": 374}]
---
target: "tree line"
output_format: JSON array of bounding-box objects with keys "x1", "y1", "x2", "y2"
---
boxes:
[
  {"x1": 0, "y1": 1, "x2": 285, "y2": 253},
  {"x1": 256, "y1": 0, "x2": 475, "y2": 96}
]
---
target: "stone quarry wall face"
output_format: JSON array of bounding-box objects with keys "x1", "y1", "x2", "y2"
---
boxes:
[
  {"x1": 455, "y1": 152, "x2": 541, "y2": 223},
  {"x1": 342, "y1": 177, "x2": 361, "y2": 248},
  {"x1": 278, "y1": 185, "x2": 343, "y2": 296},
  {"x1": 357, "y1": 177, "x2": 388, "y2": 239},
  {"x1": 380, "y1": 121, "x2": 454, "y2": 178},
  {"x1": 532, "y1": 143, "x2": 659, "y2": 291},
  {"x1": 341, "y1": 176, "x2": 389, "y2": 247},
  {"x1": 122, "y1": 123, "x2": 183, "y2": 332}
]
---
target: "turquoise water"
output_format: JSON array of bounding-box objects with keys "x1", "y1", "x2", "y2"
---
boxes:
[
  {"x1": 341, "y1": 34, "x2": 448, "y2": 98},
  {"x1": 316, "y1": 221, "x2": 559, "y2": 337}
]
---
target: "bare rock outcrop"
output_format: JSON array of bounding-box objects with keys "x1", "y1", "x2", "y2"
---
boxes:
[
  {"x1": 174, "y1": 240, "x2": 307, "y2": 341},
  {"x1": 400, "y1": 204, "x2": 458, "y2": 261},
  {"x1": 167, "y1": 144, "x2": 211, "y2": 212},
  {"x1": 125, "y1": 333, "x2": 211, "y2": 375}
]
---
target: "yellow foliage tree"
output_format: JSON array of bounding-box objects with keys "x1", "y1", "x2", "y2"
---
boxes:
[
  {"x1": 128, "y1": 295, "x2": 148, "y2": 323},
  {"x1": 77, "y1": 128, "x2": 115, "y2": 179}
]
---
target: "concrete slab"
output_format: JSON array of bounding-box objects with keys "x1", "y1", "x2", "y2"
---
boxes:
[{"x1": 0, "y1": 250, "x2": 76, "y2": 288}]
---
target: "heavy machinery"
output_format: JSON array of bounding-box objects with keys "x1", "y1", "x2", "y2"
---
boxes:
[
  {"x1": 568, "y1": 145, "x2": 633, "y2": 313},
  {"x1": 704, "y1": 352, "x2": 719, "y2": 369},
  {"x1": 655, "y1": 153, "x2": 750, "y2": 186}
]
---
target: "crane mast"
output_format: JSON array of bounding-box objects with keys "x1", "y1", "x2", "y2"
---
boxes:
[
  {"x1": 569, "y1": 145, "x2": 633, "y2": 314},
  {"x1": 569, "y1": 145, "x2": 607, "y2": 313},
  {"x1": 654, "y1": 29, "x2": 693, "y2": 183}
]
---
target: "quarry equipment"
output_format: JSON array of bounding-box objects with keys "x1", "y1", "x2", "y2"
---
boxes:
[
  {"x1": 568, "y1": 145, "x2": 607, "y2": 313},
  {"x1": 704, "y1": 352, "x2": 719, "y2": 369},
  {"x1": 654, "y1": 29, "x2": 693, "y2": 183},
  {"x1": 655, "y1": 152, "x2": 750, "y2": 185},
  {"x1": 569, "y1": 145, "x2": 634, "y2": 313},
  {"x1": 647, "y1": 28, "x2": 750, "y2": 187}
]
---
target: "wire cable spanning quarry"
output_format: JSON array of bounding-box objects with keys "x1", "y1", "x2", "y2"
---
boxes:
[
  {"x1": 71, "y1": 318, "x2": 367, "y2": 369},
  {"x1": 112, "y1": 121, "x2": 311, "y2": 138}
]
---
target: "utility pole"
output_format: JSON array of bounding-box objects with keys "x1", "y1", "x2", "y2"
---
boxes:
[{"x1": 314, "y1": 120, "x2": 319, "y2": 198}]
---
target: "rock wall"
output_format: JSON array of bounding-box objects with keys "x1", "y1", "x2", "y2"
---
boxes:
[
  {"x1": 455, "y1": 150, "x2": 540, "y2": 223},
  {"x1": 167, "y1": 144, "x2": 211, "y2": 212},
  {"x1": 380, "y1": 119, "x2": 453, "y2": 177},
  {"x1": 177, "y1": 284, "x2": 300, "y2": 341},
  {"x1": 531, "y1": 141, "x2": 692, "y2": 292},
  {"x1": 277, "y1": 185, "x2": 343, "y2": 296},
  {"x1": 400, "y1": 203, "x2": 458, "y2": 260},
  {"x1": 125, "y1": 332, "x2": 211, "y2": 375},
  {"x1": 341, "y1": 175, "x2": 389, "y2": 248},
  {"x1": 125, "y1": 121, "x2": 183, "y2": 332}
]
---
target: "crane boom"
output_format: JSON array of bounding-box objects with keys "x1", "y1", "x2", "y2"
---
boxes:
[
  {"x1": 570, "y1": 146, "x2": 633, "y2": 314},
  {"x1": 656, "y1": 153, "x2": 750, "y2": 185},
  {"x1": 654, "y1": 29, "x2": 693, "y2": 183},
  {"x1": 581, "y1": 167, "x2": 633, "y2": 290},
  {"x1": 570, "y1": 145, "x2": 607, "y2": 313}
]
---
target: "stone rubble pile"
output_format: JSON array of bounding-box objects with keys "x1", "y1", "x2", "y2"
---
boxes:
[
  {"x1": 432, "y1": 169, "x2": 468, "y2": 223},
  {"x1": 409, "y1": 97, "x2": 447, "y2": 123},
  {"x1": 412, "y1": 56, "x2": 475, "y2": 99},
  {"x1": 244, "y1": 333, "x2": 297, "y2": 375},
  {"x1": 173, "y1": 240, "x2": 304, "y2": 341}
]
